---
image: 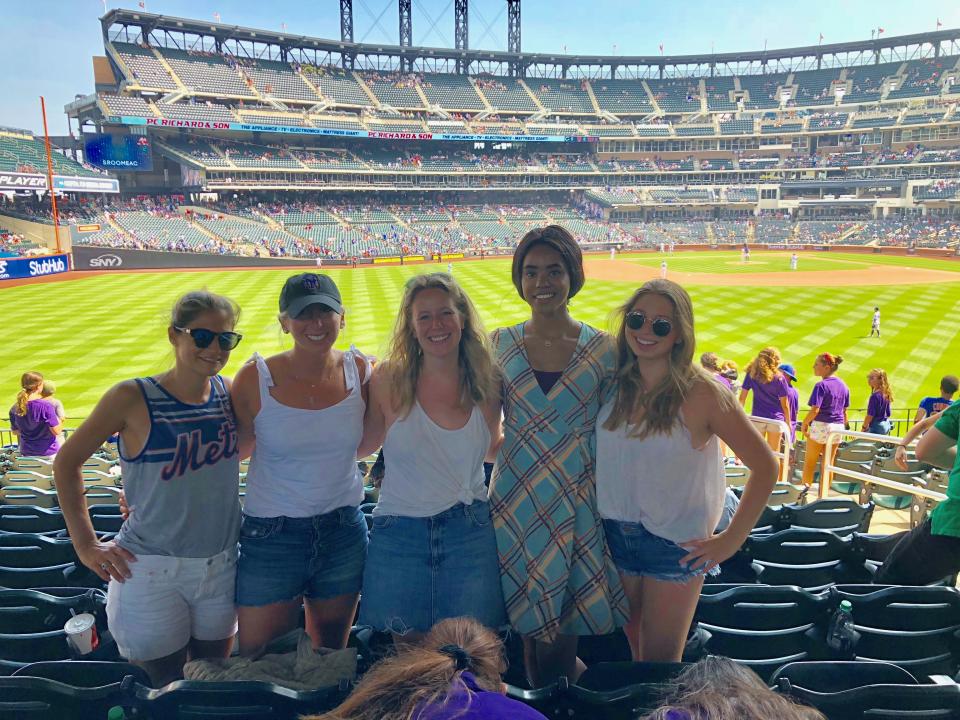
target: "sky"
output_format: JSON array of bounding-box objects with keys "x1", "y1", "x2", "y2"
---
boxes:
[{"x1": 2, "y1": 0, "x2": 958, "y2": 135}]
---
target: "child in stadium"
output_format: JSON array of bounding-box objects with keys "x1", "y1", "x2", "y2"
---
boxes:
[
  {"x1": 913, "y1": 374, "x2": 958, "y2": 425},
  {"x1": 863, "y1": 368, "x2": 893, "y2": 435},
  {"x1": 779, "y1": 363, "x2": 799, "y2": 442},
  {"x1": 359, "y1": 273, "x2": 506, "y2": 643},
  {"x1": 596, "y1": 279, "x2": 777, "y2": 662},
  {"x1": 306, "y1": 618, "x2": 547, "y2": 720},
  {"x1": 230, "y1": 273, "x2": 369, "y2": 657},
  {"x1": 40, "y1": 380, "x2": 66, "y2": 446},
  {"x1": 739, "y1": 347, "x2": 792, "y2": 454},
  {"x1": 54, "y1": 290, "x2": 243, "y2": 686},
  {"x1": 490, "y1": 225, "x2": 626, "y2": 686},
  {"x1": 800, "y1": 353, "x2": 850, "y2": 486},
  {"x1": 9, "y1": 372, "x2": 62, "y2": 458}
]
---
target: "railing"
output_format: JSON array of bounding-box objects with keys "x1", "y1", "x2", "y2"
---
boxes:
[
  {"x1": 820, "y1": 427, "x2": 947, "y2": 503},
  {"x1": 747, "y1": 416, "x2": 793, "y2": 484}
]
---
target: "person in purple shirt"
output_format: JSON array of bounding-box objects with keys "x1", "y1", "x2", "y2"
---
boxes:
[
  {"x1": 739, "y1": 347, "x2": 792, "y2": 457},
  {"x1": 700, "y1": 352, "x2": 733, "y2": 391},
  {"x1": 863, "y1": 368, "x2": 894, "y2": 435},
  {"x1": 9, "y1": 371, "x2": 62, "y2": 458},
  {"x1": 779, "y1": 363, "x2": 800, "y2": 443},
  {"x1": 800, "y1": 353, "x2": 850, "y2": 486},
  {"x1": 306, "y1": 617, "x2": 547, "y2": 720}
]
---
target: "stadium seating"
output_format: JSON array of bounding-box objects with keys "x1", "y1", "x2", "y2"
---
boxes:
[
  {"x1": 111, "y1": 43, "x2": 178, "y2": 91},
  {"x1": 527, "y1": 78, "x2": 596, "y2": 114}
]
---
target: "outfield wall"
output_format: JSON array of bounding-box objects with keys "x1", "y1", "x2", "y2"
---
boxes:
[{"x1": 71, "y1": 246, "x2": 352, "y2": 270}]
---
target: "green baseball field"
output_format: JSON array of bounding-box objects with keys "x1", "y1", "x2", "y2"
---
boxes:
[{"x1": 3, "y1": 250, "x2": 959, "y2": 422}]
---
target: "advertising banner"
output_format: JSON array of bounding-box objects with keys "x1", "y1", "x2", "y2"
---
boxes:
[
  {"x1": 72, "y1": 246, "x2": 350, "y2": 270},
  {"x1": 0, "y1": 253, "x2": 70, "y2": 281},
  {"x1": 84, "y1": 134, "x2": 153, "y2": 171},
  {"x1": 0, "y1": 171, "x2": 120, "y2": 194},
  {"x1": 109, "y1": 116, "x2": 598, "y2": 144}
]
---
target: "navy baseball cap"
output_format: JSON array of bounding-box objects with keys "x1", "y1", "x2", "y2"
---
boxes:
[
  {"x1": 779, "y1": 363, "x2": 798, "y2": 382},
  {"x1": 279, "y1": 273, "x2": 343, "y2": 317}
]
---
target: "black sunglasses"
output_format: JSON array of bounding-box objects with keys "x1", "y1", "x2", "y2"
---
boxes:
[
  {"x1": 625, "y1": 312, "x2": 673, "y2": 337},
  {"x1": 174, "y1": 326, "x2": 243, "y2": 351}
]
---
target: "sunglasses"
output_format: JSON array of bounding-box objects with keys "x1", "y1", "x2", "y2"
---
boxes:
[
  {"x1": 625, "y1": 312, "x2": 673, "y2": 337},
  {"x1": 174, "y1": 326, "x2": 243, "y2": 351}
]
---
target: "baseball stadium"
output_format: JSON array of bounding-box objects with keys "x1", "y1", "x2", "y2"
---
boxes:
[{"x1": 1, "y1": 3, "x2": 960, "y2": 717}]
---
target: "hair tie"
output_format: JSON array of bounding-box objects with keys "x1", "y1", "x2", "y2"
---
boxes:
[{"x1": 438, "y1": 644, "x2": 472, "y2": 671}]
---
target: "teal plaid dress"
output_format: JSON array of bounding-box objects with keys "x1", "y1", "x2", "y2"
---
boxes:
[{"x1": 490, "y1": 322, "x2": 627, "y2": 641}]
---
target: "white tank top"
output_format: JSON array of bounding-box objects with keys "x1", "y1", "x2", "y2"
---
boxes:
[
  {"x1": 595, "y1": 400, "x2": 725, "y2": 544},
  {"x1": 243, "y1": 348, "x2": 368, "y2": 518},
  {"x1": 374, "y1": 401, "x2": 490, "y2": 518}
]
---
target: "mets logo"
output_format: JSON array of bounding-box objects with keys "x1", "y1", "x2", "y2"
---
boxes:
[{"x1": 303, "y1": 274, "x2": 320, "y2": 290}]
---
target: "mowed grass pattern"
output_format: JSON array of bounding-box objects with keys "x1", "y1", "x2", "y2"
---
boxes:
[{"x1": 2, "y1": 252, "x2": 959, "y2": 420}]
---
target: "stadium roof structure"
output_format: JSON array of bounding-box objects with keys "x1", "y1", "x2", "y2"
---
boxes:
[{"x1": 101, "y1": 8, "x2": 960, "y2": 78}]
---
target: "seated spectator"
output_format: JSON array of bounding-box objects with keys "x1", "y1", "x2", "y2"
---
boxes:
[
  {"x1": 643, "y1": 655, "x2": 825, "y2": 720},
  {"x1": 40, "y1": 380, "x2": 66, "y2": 446},
  {"x1": 308, "y1": 617, "x2": 547, "y2": 720},
  {"x1": 9, "y1": 371, "x2": 62, "y2": 458},
  {"x1": 914, "y1": 374, "x2": 958, "y2": 425}
]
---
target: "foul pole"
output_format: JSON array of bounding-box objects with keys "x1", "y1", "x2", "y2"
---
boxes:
[{"x1": 39, "y1": 96, "x2": 63, "y2": 254}]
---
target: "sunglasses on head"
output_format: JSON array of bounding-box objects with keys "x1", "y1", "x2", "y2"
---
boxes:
[
  {"x1": 174, "y1": 326, "x2": 243, "y2": 351},
  {"x1": 625, "y1": 312, "x2": 673, "y2": 337}
]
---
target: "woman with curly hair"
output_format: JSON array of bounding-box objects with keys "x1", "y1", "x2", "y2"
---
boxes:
[
  {"x1": 739, "y1": 347, "x2": 792, "y2": 455},
  {"x1": 307, "y1": 617, "x2": 546, "y2": 720},
  {"x1": 863, "y1": 368, "x2": 893, "y2": 436},
  {"x1": 359, "y1": 273, "x2": 506, "y2": 643}
]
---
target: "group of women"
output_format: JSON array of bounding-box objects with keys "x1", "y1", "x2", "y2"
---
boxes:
[{"x1": 53, "y1": 224, "x2": 779, "y2": 690}]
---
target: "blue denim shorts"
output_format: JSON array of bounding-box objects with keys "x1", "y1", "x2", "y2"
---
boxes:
[
  {"x1": 603, "y1": 519, "x2": 720, "y2": 584},
  {"x1": 359, "y1": 501, "x2": 507, "y2": 635},
  {"x1": 236, "y1": 506, "x2": 368, "y2": 607}
]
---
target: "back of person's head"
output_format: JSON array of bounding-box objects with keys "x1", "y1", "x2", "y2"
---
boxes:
[
  {"x1": 700, "y1": 352, "x2": 720, "y2": 372},
  {"x1": 307, "y1": 617, "x2": 507, "y2": 720},
  {"x1": 643, "y1": 656, "x2": 826, "y2": 720},
  {"x1": 816, "y1": 352, "x2": 843, "y2": 374},
  {"x1": 15, "y1": 371, "x2": 44, "y2": 417},
  {"x1": 941, "y1": 375, "x2": 959, "y2": 397},
  {"x1": 40, "y1": 380, "x2": 56, "y2": 398},
  {"x1": 747, "y1": 347, "x2": 781, "y2": 384}
]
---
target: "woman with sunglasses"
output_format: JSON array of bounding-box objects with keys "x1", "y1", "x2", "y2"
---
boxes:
[
  {"x1": 230, "y1": 273, "x2": 369, "y2": 658},
  {"x1": 490, "y1": 226, "x2": 626, "y2": 687},
  {"x1": 55, "y1": 290, "x2": 244, "y2": 686},
  {"x1": 359, "y1": 273, "x2": 506, "y2": 642},
  {"x1": 596, "y1": 280, "x2": 777, "y2": 662}
]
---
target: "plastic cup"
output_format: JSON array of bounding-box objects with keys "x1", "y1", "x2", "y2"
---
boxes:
[{"x1": 64, "y1": 613, "x2": 99, "y2": 655}]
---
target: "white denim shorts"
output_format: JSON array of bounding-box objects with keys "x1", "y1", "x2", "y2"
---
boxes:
[
  {"x1": 806, "y1": 420, "x2": 845, "y2": 445},
  {"x1": 106, "y1": 546, "x2": 238, "y2": 662}
]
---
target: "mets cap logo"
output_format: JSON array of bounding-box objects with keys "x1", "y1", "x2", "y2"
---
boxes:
[{"x1": 303, "y1": 274, "x2": 320, "y2": 290}]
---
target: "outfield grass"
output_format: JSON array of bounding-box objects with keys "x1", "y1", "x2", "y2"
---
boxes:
[{"x1": 3, "y1": 252, "x2": 959, "y2": 421}]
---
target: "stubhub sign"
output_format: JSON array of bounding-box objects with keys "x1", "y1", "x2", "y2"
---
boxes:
[{"x1": 0, "y1": 253, "x2": 70, "y2": 281}]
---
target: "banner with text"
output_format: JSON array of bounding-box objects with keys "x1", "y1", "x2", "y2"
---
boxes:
[
  {"x1": 0, "y1": 171, "x2": 119, "y2": 194},
  {"x1": 109, "y1": 116, "x2": 598, "y2": 144},
  {"x1": 0, "y1": 253, "x2": 70, "y2": 281}
]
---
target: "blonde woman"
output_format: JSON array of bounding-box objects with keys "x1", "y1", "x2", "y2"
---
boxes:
[
  {"x1": 863, "y1": 368, "x2": 893, "y2": 435},
  {"x1": 596, "y1": 279, "x2": 777, "y2": 662},
  {"x1": 9, "y1": 372, "x2": 62, "y2": 458},
  {"x1": 359, "y1": 273, "x2": 506, "y2": 641},
  {"x1": 739, "y1": 347, "x2": 792, "y2": 453}
]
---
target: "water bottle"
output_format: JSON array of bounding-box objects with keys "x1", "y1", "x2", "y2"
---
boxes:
[
  {"x1": 826, "y1": 599, "x2": 857, "y2": 654},
  {"x1": 107, "y1": 707, "x2": 127, "y2": 720}
]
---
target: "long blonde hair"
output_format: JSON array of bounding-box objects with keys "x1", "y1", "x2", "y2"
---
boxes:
[
  {"x1": 385, "y1": 273, "x2": 498, "y2": 417},
  {"x1": 869, "y1": 368, "x2": 894, "y2": 403},
  {"x1": 746, "y1": 347, "x2": 782, "y2": 384},
  {"x1": 307, "y1": 617, "x2": 507, "y2": 720},
  {"x1": 604, "y1": 279, "x2": 735, "y2": 438},
  {"x1": 15, "y1": 372, "x2": 44, "y2": 416},
  {"x1": 643, "y1": 656, "x2": 826, "y2": 720}
]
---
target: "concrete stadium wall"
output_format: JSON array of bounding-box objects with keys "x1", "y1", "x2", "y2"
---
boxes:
[
  {"x1": 71, "y1": 245, "x2": 344, "y2": 270},
  {"x1": 0, "y1": 215, "x2": 67, "y2": 251}
]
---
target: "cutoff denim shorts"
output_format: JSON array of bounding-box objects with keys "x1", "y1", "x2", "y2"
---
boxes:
[
  {"x1": 603, "y1": 519, "x2": 720, "y2": 584},
  {"x1": 359, "y1": 501, "x2": 507, "y2": 635},
  {"x1": 236, "y1": 506, "x2": 368, "y2": 607}
]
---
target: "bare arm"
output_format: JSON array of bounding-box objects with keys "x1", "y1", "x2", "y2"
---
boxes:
[
  {"x1": 916, "y1": 426, "x2": 957, "y2": 471},
  {"x1": 357, "y1": 365, "x2": 388, "y2": 458},
  {"x1": 53, "y1": 382, "x2": 139, "y2": 583},
  {"x1": 738, "y1": 388, "x2": 749, "y2": 408},
  {"x1": 779, "y1": 396, "x2": 791, "y2": 427},
  {"x1": 894, "y1": 411, "x2": 942, "y2": 470},
  {"x1": 230, "y1": 362, "x2": 258, "y2": 461},
  {"x1": 914, "y1": 407, "x2": 928, "y2": 425},
  {"x1": 482, "y1": 394, "x2": 503, "y2": 464},
  {"x1": 801, "y1": 406, "x2": 820, "y2": 435}
]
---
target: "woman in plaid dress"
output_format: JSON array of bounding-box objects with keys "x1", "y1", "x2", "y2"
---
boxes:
[{"x1": 490, "y1": 226, "x2": 626, "y2": 687}]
